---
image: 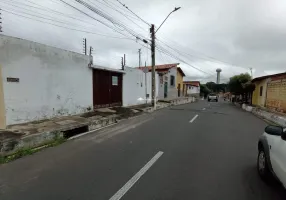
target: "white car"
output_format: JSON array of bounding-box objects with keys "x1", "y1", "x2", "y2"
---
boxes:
[
  {"x1": 208, "y1": 93, "x2": 218, "y2": 102},
  {"x1": 257, "y1": 125, "x2": 286, "y2": 188}
]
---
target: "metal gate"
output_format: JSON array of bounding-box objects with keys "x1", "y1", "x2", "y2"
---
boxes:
[{"x1": 93, "y1": 69, "x2": 122, "y2": 108}]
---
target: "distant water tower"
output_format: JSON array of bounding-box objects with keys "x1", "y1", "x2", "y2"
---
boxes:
[{"x1": 216, "y1": 68, "x2": 222, "y2": 84}]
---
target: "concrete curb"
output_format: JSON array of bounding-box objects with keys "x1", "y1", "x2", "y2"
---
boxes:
[{"x1": 240, "y1": 103, "x2": 286, "y2": 127}]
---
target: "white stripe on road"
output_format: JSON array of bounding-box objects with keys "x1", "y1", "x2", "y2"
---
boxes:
[
  {"x1": 202, "y1": 108, "x2": 206, "y2": 110},
  {"x1": 109, "y1": 151, "x2": 164, "y2": 200},
  {"x1": 189, "y1": 114, "x2": 199, "y2": 123}
]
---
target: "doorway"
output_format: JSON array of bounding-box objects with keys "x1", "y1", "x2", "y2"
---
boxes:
[{"x1": 164, "y1": 82, "x2": 168, "y2": 98}]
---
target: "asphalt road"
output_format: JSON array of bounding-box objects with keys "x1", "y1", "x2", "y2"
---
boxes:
[{"x1": 0, "y1": 100, "x2": 285, "y2": 200}]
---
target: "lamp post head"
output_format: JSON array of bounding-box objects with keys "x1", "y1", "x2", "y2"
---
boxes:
[{"x1": 174, "y1": 7, "x2": 181, "y2": 12}]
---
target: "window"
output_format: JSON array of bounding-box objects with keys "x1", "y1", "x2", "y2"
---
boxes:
[
  {"x1": 170, "y1": 75, "x2": 175, "y2": 86},
  {"x1": 112, "y1": 76, "x2": 118, "y2": 86},
  {"x1": 260, "y1": 86, "x2": 263, "y2": 96}
]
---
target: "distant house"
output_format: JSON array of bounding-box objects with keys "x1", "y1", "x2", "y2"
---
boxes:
[
  {"x1": 252, "y1": 72, "x2": 286, "y2": 113},
  {"x1": 138, "y1": 63, "x2": 185, "y2": 99},
  {"x1": 183, "y1": 81, "x2": 200, "y2": 98}
]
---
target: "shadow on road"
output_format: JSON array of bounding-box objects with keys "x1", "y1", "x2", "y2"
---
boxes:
[{"x1": 242, "y1": 165, "x2": 286, "y2": 200}]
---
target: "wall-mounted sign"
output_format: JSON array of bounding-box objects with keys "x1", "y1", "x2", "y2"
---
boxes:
[{"x1": 7, "y1": 77, "x2": 19, "y2": 83}]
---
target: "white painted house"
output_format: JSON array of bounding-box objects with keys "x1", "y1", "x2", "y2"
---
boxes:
[
  {"x1": 183, "y1": 81, "x2": 200, "y2": 98},
  {"x1": 122, "y1": 67, "x2": 159, "y2": 107},
  {"x1": 0, "y1": 35, "x2": 93, "y2": 127},
  {"x1": 138, "y1": 64, "x2": 184, "y2": 100}
]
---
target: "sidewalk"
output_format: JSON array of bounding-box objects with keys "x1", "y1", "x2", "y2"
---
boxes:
[
  {"x1": 0, "y1": 107, "x2": 142, "y2": 156},
  {"x1": 240, "y1": 103, "x2": 286, "y2": 127},
  {"x1": 0, "y1": 97, "x2": 194, "y2": 157}
]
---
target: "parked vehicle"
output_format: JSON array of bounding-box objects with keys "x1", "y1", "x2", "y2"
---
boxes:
[
  {"x1": 257, "y1": 125, "x2": 286, "y2": 188},
  {"x1": 208, "y1": 93, "x2": 218, "y2": 102}
]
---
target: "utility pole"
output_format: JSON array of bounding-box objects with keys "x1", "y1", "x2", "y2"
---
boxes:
[
  {"x1": 138, "y1": 48, "x2": 142, "y2": 67},
  {"x1": 145, "y1": 61, "x2": 148, "y2": 105},
  {"x1": 0, "y1": 8, "x2": 3, "y2": 33},
  {"x1": 89, "y1": 46, "x2": 93, "y2": 56},
  {"x1": 250, "y1": 68, "x2": 253, "y2": 78},
  {"x1": 150, "y1": 24, "x2": 156, "y2": 109},
  {"x1": 121, "y1": 54, "x2": 126, "y2": 70},
  {"x1": 89, "y1": 46, "x2": 93, "y2": 65},
  {"x1": 83, "y1": 38, "x2": 87, "y2": 55}
]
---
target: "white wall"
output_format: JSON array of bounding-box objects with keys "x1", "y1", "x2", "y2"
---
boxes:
[
  {"x1": 123, "y1": 67, "x2": 159, "y2": 107},
  {"x1": 0, "y1": 35, "x2": 93, "y2": 125},
  {"x1": 157, "y1": 67, "x2": 178, "y2": 100},
  {"x1": 187, "y1": 86, "x2": 200, "y2": 95}
]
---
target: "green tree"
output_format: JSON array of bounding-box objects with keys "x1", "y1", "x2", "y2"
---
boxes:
[
  {"x1": 206, "y1": 82, "x2": 216, "y2": 92},
  {"x1": 229, "y1": 73, "x2": 252, "y2": 94},
  {"x1": 229, "y1": 73, "x2": 255, "y2": 103},
  {"x1": 200, "y1": 84, "x2": 211, "y2": 98}
]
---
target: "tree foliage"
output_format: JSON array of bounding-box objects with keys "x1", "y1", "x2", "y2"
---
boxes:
[
  {"x1": 229, "y1": 73, "x2": 254, "y2": 95},
  {"x1": 200, "y1": 84, "x2": 211, "y2": 97},
  {"x1": 205, "y1": 82, "x2": 228, "y2": 93}
]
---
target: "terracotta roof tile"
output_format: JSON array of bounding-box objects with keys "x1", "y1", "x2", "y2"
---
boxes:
[{"x1": 138, "y1": 63, "x2": 185, "y2": 76}]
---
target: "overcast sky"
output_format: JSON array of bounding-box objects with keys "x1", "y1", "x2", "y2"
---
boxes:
[{"x1": 1, "y1": 0, "x2": 286, "y2": 83}]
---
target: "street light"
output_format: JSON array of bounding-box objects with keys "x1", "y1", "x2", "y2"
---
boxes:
[
  {"x1": 150, "y1": 7, "x2": 181, "y2": 109},
  {"x1": 155, "y1": 7, "x2": 181, "y2": 33}
]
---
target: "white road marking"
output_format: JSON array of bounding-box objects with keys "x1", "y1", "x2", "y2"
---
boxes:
[
  {"x1": 202, "y1": 108, "x2": 206, "y2": 110},
  {"x1": 189, "y1": 114, "x2": 199, "y2": 123},
  {"x1": 109, "y1": 151, "x2": 164, "y2": 200}
]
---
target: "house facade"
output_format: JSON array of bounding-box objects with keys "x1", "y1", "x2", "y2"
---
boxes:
[
  {"x1": 122, "y1": 66, "x2": 159, "y2": 107},
  {"x1": 252, "y1": 72, "x2": 286, "y2": 113},
  {"x1": 0, "y1": 35, "x2": 167, "y2": 128},
  {"x1": 138, "y1": 63, "x2": 185, "y2": 100},
  {"x1": 183, "y1": 81, "x2": 200, "y2": 98},
  {"x1": 0, "y1": 35, "x2": 93, "y2": 127}
]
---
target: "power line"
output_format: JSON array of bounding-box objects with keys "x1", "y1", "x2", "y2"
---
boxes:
[
  {"x1": 1, "y1": 9, "x2": 134, "y2": 40},
  {"x1": 88, "y1": 0, "x2": 148, "y2": 32},
  {"x1": 156, "y1": 45, "x2": 215, "y2": 76},
  {"x1": 0, "y1": 0, "x2": 108, "y2": 28},
  {"x1": 114, "y1": 0, "x2": 150, "y2": 26},
  {"x1": 70, "y1": 0, "x2": 149, "y2": 41}
]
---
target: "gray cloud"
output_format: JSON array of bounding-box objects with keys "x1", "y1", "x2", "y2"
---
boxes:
[{"x1": 1, "y1": 0, "x2": 286, "y2": 80}]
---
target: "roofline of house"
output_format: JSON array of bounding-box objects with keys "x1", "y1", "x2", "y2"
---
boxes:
[
  {"x1": 90, "y1": 65, "x2": 125, "y2": 74},
  {"x1": 177, "y1": 67, "x2": 185, "y2": 77},
  {"x1": 252, "y1": 72, "x2": 286, "y2": 82}
]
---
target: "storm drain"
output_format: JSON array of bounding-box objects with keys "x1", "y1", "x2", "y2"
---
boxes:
[{"x1": 62, "y1": 125, "x2": 89, "y2": 138}]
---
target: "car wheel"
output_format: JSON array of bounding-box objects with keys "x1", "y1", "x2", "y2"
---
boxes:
[{"x1": 257, "y1": 148, "x2": 271, "y2": 180}]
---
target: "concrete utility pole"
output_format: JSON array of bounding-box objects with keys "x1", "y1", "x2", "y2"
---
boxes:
[
  {"x1": 149, "y1": 7, "x2": 181, "y2": 109},
  {"x1": 138, "y1": 49, "x2": 142, "y2": 67},
  {"x1": 0, "y1": 8, "x2": 2, "y2": 33},
  {"x1": 145, "y1": 61, "x2": 148, "y2": 105},
  {"x1": 121, "y1": 54, "x2": 126, "y2": 70},
  {"x1": 150, "y1": 24, "x2": 156, "y2": 108}
]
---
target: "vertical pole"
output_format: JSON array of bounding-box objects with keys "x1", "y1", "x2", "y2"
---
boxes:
[
  {"x1": 150, "y1": 24, "x2": 156, "y2": 109},
  {"x1": 138, "y1": 49, "x2": 141, "y2": 67},
  {"x1": 145, "y1": 61, "x2": 147, "y2": 105},
  {"x1": 124, "y1": 54, "x2": 126, "y2": 66},
  {"x1": 0, "y1": 9, "x2": 2, "y2": 33}
]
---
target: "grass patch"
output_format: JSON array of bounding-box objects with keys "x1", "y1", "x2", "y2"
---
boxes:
[{"x1": 0, "y1": 137, "x2": 66, "y2": 164}]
